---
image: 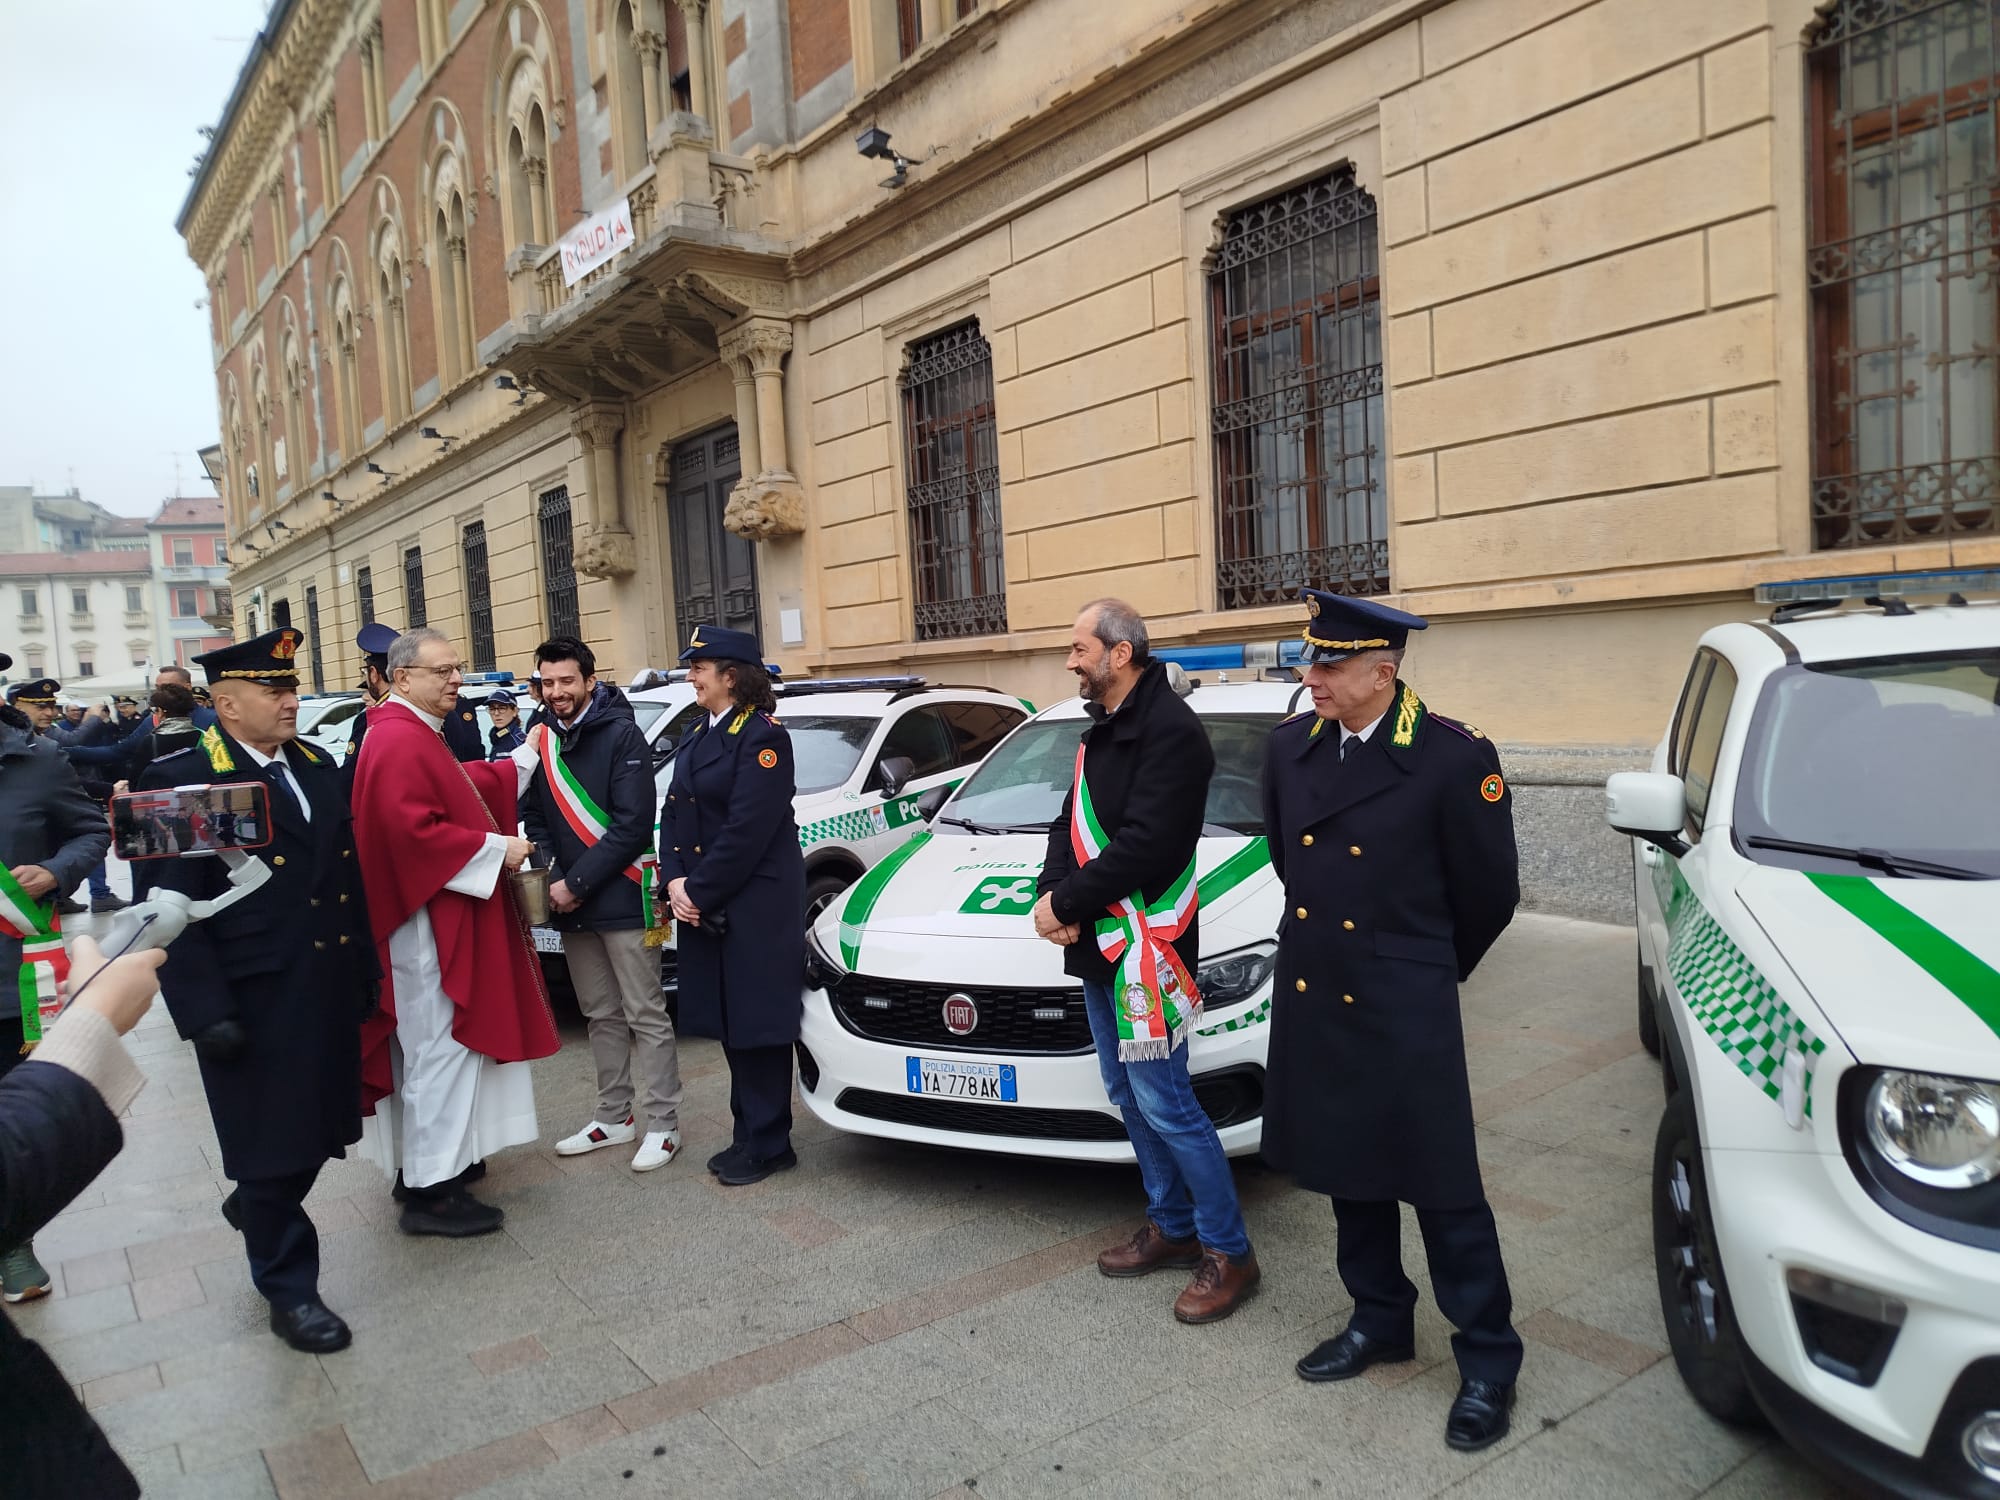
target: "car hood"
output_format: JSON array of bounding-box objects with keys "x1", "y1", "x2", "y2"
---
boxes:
[
  {"x1": 818, "y1": 829, "x2": 1276, "y2": 979},
  {"x1": 1736, "y1": 866, "x2": 2000, "y2": 1074}
]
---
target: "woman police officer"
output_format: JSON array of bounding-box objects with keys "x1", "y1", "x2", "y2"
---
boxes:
[{"x1": 658, "y1": 625, "x2": 805, "y2": 1185}]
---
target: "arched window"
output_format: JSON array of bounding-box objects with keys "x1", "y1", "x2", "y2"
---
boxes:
[
  {"x1": 224, "y1": 385, "x2": 249, "y2": 531},
  {"x1": 329, "y1": 276, "x2": 363, "y2": 456},
  {"x1": 501, "y1": 57, "x2": 555, "y2": 248},
  {"x1": 429, "y1": 144, "x2": 476, "y2": 386},
  {"x1": 611, "y1": 0, "x2": 650, "y2": 179},
  {"x1": 282, "y1": 331, "x2": 308, "y2": 481},
  {"x1": 374, "y1": 220, "x2": 413, "y2": 424},
  {"x1": 251, "y1": 363, "x2": 276, "y2": 514}
]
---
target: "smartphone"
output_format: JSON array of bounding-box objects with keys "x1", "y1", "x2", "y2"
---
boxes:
[{"x1": 110, "y1": 784, "x2": 274, "y2": 861}]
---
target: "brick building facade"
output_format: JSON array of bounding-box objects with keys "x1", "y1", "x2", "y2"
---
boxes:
[{"x1": 183, "y1": 0, "x2": 2000, "y2": 909}]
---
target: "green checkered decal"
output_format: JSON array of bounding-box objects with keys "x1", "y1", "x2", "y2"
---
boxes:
[
  {"x1": 797, "y1": 780, "x2": 962, "y2": 852},
  {"x1": 1664, "y1": 872, "x2": 1825, "y2": 1113},
  {"x1": 1195, "y1": 998, "x2": 1270, "y2": 1037}
]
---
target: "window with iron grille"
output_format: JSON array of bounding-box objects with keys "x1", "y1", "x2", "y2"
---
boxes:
[
  {"x1": 304, "y1": 585, "x2": 325, "y2": 693},
  {"x1": 900, "y1": 322, "x2": 1007, "y2": 641},
  {"x1": 463, "y1": 521, "x2": 495, "y2": 671},
  {"x1": 357, "y1": 565, "x2": 375, "y2": 627},
  {"x1": 1210, "y1": 168, "x2": 1387, "y2": 609},
  {"x1": 1809, "y1": 0, "x2": 2000, "y2": 548},
  {"x1": 539, "y1": 485, "x2": 580, "y2": 639},
  {"x1": 403, "y1": 545, "x2": 426, "y2": 628}
]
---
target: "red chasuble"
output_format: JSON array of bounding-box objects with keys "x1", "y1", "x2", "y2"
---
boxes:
[{"x1": 351, "y1": 698, "x2": 557, "y2": 1111}]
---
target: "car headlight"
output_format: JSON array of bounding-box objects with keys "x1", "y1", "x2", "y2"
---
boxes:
[
  {"x1": 1863, "y1": 1070, "x2": 2000, "y2": 1189},
  {"x1": 803, "y1": 919, "x2": 846, "y2": 991},
  {"x1": 1197, "y1": 942, "x2": 1276, "y2": 1008}
]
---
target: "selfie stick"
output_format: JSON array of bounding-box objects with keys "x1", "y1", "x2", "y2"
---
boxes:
[{"x1": 89, "y1": 849, "x2": 275, "y2": 957}]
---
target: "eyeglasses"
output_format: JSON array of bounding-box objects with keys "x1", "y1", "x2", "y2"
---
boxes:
[{"x1": 400, "y1": 661, "x2": 468, "y2": 678}]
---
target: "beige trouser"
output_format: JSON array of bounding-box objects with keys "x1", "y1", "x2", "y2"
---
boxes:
[{"x1": 561, "y1": 928, "x2": 683, "y2": 1133}]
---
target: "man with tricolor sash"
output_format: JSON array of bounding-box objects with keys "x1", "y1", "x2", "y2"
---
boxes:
[
  {"x1": 0, "y1": 648, "x2": 112, "y2": 1303},
  {"x1": 522, "y1": 636, "x2": 684, "y2": 1173},
  {"x1": 1034, "y1": 600, "x2": 1261, "y2": 1324}
]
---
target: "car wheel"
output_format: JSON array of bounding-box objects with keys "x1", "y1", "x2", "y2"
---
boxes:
[
  {"x1": 804, "y1": 870, "x2": 852, "y2": 927},
  {"x1": 1637, "y1": 941, "x2": 1662, "y2": 1059},
  {"x1": 1651, "y1": 1094, "x2": 1764, "y2": 1428}
]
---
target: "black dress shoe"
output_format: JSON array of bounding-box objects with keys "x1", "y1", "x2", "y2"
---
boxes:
[
  {"x1": 220, "y1": 1189, "x2": 242, "y2": 1232},
  {"x1": 269, "y1": 1299, "x2": 352, "y2": 1353},
  {"x1": 716, "y1": 1146, "x2": 798, "y2": 1186},
  {"x1": 1445, "y1": 1379, "x2": 1516, "y2": 1452},
  {"x1": 1295, "y1": 1327, "x2": 1417, "y2": 1383},
  {"x1": 706, "y1": 1144, "x2": 748, "y2": 1175},
  {"x1": 398, "y1": 1189, "x2": 505, "y2": 1237},
  {"x1": 392, "y1": 1160, "x2": 488, "y2": 1202},
  {"x1": 90, "y1": 894, "x2": 129, "y2": 913},
  {"x1": 55, "y1": 897, "x2": 86, "y2": 916}
]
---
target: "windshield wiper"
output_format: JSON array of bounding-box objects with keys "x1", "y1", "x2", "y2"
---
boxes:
[
  {"x1": 1742, "y1": 835, "x2": 1989, "y2": 880},
  {"x1": 938, "y1": 815, "x2": 1009, "y2": 835}
]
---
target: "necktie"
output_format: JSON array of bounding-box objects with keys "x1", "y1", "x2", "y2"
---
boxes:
[
  {"x1": 1338, "y1": 732, "x2": 1353, "y2": 763},
  {"x1": 266, "y1": 761, "x2": 301, "y2": 816}
]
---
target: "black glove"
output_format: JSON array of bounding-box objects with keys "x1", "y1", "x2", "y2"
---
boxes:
[{"x1": 191, "y1": 1018, "x2": 248, "y2": 1064}]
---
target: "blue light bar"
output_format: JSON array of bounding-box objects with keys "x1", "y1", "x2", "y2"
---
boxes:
[
  {"x1": 459, "y1": 670, "x2": 516, "y2": 685},
  {"x1": 1756, "y1": 568, "x2": 2000, "y2": 603},
  {"x1": 1154, "y1": 645, "x2": 1245, "y2": 671}
]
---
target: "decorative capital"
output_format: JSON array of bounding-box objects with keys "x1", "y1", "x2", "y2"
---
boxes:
[
  {"x1": 630, "y1": 28, "x2": 664, "y2": 59},
  {"x1": 718, "y1": 317, "x2": 792, "y2": 377},
  {"x1": 316, "y1": 102, "x2": 335, "y2": 128},
  {"x1": 520, "y1": 153, "x2": 547, "y2": 183},
  {"x1": 446, "y1": 233, "x2": 468, "y2": 260},
  {"x1": 569, "y1": 403, "x2": 624, "y2": 450},
  {"x1": 671, "y1": 0, "x2": 709, "y2": 19}
]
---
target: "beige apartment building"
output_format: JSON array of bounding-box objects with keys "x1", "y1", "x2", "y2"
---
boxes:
[{"x1": 181, "y1": 0, "x2": 1998, "y2": 753}]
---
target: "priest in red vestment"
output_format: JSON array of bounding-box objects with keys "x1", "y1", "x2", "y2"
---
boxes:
[{"x1": 351, "y1": 627, "x2": 557, "y2": 1236}]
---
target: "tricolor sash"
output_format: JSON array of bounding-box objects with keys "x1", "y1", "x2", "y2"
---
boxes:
[
  {"x1": 1069, "y1": 745, "x2": 1200, "y2": 1060},
  {"x1": 0, "y1": 864, "x2": 68, "y2": 1055},
  {"x1": 535, "y1": 724, "x2": 669, "y2": 943}
]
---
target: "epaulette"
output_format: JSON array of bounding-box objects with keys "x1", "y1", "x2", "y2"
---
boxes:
[
  {"x1": 725, "y1": 707, "x2": 754, "y2": 735},
  {"x1": 762, "y1": 712, "x2": 781, "y2": 725},
  {"x1": 1430, "y1": 714, "x2": 1487, "y2": 742},
  {"x1": 294, "y1": 740, "x2": 322, "y2": 765}
]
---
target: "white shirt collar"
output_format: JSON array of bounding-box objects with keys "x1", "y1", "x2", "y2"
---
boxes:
[
  {"x1": 388, "y1": 691, "x2": 445, "y2": 733},
  {"x1": 238, "y1": 740, "x2": 285, "y2": 769},
  {"x1": 1341, "y1": 707, "x2": 1389, "y2": 746},
  {"x1": 708, "y1": 707, "x2": 728, "y2": 728}
]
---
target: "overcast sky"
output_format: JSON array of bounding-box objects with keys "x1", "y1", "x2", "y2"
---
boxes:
[{"x1": 0, "y1": 2, "x2": 271, "y2": 519}]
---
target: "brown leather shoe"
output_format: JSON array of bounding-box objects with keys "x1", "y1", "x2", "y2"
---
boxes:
[
  {"x1": 1097, "y1": 1221, "x2": 1202, "y2": 1279},
  {"x1": 1173, "y1": 1247, "x2": 1261, "y2": 1324}
]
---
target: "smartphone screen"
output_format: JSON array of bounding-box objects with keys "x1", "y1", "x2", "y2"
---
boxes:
[{"x1": 110, "y1": 784, "x2": 274, "y2": 861}]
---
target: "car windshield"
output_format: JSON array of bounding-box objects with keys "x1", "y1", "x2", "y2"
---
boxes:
[
  {"x1": 629, "y1": 700, "x2": 669, "y2": 737},
  {"x1": 938, "y1": 713, "x2": 1282, "y2": 836},
  {"x1": 783, "y1": 716, "x2": 877, "y2": 795},
  {"x1": 1735, "y1": 650, "x2": 2000, "y2": 878}
]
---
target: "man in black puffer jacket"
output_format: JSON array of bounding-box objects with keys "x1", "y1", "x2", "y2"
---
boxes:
[{"x1": 521, "y1": 638, "x2": 683, "y2": 1173}]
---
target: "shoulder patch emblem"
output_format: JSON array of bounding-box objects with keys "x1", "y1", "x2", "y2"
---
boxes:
[
  {"x1": 757, "y1": 747, "x2": 779, "y2": 769},
  {"x1": 1480, "y1": 773, "x2": 1505, "y2": 803}
]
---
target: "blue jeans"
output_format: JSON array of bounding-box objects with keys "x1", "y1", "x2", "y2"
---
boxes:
[
  {"x1": 1082, "y1": 978, "x2": 1250, "y2": 1257},
  {"x1": 86, "y1": 860, "x2": 111, "y2": 900}
]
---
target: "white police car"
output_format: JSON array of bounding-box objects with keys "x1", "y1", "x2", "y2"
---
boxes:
[
  {"x1": 797, "y1": 674, "x2": 1299, "y2": 1162},
  {"x1": 1605, "y1": 569, "x2": 2000, "y2": 1496}
]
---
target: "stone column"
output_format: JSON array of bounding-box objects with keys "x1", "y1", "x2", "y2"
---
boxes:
[
  {"x1": 568, "y1": 404, "x2": 639, "y2": 578},
  {"x1": 673, "y1": 0, "x2": 711, "y2": 128},
  {"x1": 717, "y1": 325, "x2": 763, "y2": 479},
  {"x1": 447, "y1": 233, "x2": 476, "y2": 375},
  {"x1": 716, "y1": 319, "x2": 805, "y2": 541},
  {"x1": 920, "y1": 0, "x2": 947, "y2": 46},
  {"x1": 745, "y1": 321, "x2": 794, "y2": 480},
  {"x1": 633, "y1": 30, "x2": 664, "y2": 143},
  {"x1": 522, "y1": 155, "x2": 550, "y2": 244}
]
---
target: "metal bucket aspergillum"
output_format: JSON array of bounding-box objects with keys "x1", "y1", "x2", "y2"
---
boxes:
[{"x1": 509, "y1": 863, "x2": 552, "y2": 926}]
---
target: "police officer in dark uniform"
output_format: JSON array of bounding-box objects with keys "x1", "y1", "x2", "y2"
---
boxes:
[
  {"x1": 657, "y1": 624, "x2": 805, "y2": 1186},
  {"x1": 138, "y1": 628, "x2": 376, "y2": 1354},
  {"x1": 347, "y1": 622, "x2": 483, "y2": 767},
  {"x1": 1260, "y1": 589, "x2": 1523, "y2": 1452}
]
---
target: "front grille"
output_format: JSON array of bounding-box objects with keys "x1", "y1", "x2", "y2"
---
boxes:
[
  {"x1": 829, "y1": 974, "x2": 1092, "y2": 1054},
  {"x1": 833, "y1": 1066, "x2": 1264, "y2": 1143}
]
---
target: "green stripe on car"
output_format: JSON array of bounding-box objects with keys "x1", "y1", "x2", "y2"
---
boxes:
[
  {"x1": 1807, "y1": 874, "x2": 2000, "y2": 1041},
  {"x1": 1197, "y1": 838, "x2": 1269, "y2": 906},
  {"x1": 837, "y1": 831, "x2": 932, "y2": 969}
]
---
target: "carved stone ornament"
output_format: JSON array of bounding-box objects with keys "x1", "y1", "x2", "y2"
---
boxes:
[
  {"x1": 573, "y1": 524, "x2": 638, "y2": 579},
  {"x1": 722, "y1": 475, "x2": 805, "y2": 542}
]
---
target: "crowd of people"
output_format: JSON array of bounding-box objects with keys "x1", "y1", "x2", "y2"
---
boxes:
[{"x1": 0, "y1": 586, "x2": 1527, "y2": 1492}]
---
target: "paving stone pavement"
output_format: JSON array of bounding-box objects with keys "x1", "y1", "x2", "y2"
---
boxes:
[{"x1": 18, "y1": 909, "x2": 1858, "y2": 1498}]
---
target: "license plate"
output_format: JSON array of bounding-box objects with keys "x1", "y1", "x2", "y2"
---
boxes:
[
  {"x1": 531, "y1": 927, "x2": 563, "y2": 955},
  {"x1": 905, "y1": 1056, "x2": 1018, "y2": 1102}
]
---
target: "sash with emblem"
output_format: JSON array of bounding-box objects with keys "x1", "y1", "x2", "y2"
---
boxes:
[
  {"x1": 533, "y1": 724, "x2": 670, "y2": 945},
  {"x1": 0, "y1": 864, "x2": 68, "y2": 1055},
  {"x1": 1068, "y1": 745, "x2": 1200, "y2": 1060}
]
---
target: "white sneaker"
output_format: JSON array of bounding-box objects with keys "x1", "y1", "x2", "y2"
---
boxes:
[
  {"x1": 554, "y1": 1116, "x2": 637, "y2": 1156},
  {"x1": 630, "y1": 1129, "x2": 682, "y2": 1172}
]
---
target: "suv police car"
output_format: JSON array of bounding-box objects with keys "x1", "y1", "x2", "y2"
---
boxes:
[
  {"x1": 1605, "y1": 570, "x2": 2000, "y2": 1497},
  {"x1": 797, "y1": 674, "x2": 1299, "y2": 1162}
]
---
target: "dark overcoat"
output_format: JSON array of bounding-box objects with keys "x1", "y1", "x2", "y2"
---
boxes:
[
  {"x1": 657, "y1": 706, "x2": 804, "y2": 1048},
  {"x1": 138, "y1": 728, "x2": 375, "y2": 1181},
  {"x1": 521, "y1": 683, "x2": 653, "y2": 932},
  {"x1": 1258, "y1": 684, "x2": 1518, "y2": 1210}
]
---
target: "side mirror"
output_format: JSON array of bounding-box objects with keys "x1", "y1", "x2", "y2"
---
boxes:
[
  {"x1": 915, "y1": 784, "x2": 950, "y2": 822},
  {"x1": 652, "y1": 736, "x2": 676, "y2": 768},
  {"x1": 1605, "y1": 772, "x2": 1690, "y2": 857},
  {"x1": 877, "y1": 754, "x2": 916, "y2": 799}
]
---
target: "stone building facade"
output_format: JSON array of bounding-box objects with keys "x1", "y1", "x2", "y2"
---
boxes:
[
  {"x1": 181, "y1": 0, "x2": 2000, "y2": 909},
  {"x1": 147, "y1": 497, "x2": 234, "y2": 670}
]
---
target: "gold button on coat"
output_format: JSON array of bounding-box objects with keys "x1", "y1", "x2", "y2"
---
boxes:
[
  {"x1": 1348, "y1": 845, "x2": 1362, "y2": 857},
  {"x1": 1301, "y1": 834, "x2": 1314, "y2": 847},
  {"x1": 1342, "y1": 919, "x2": 1355, "y2": 931},
  {"x1": 1295, "y1": 978, "x2": 1307, "y2": 992},
  {"x1": 309, "y1": 898, "x2": 321, "y2": 908},
  {"x1": 273, "y1": 856, "x2": 286, "y2": 867},
  {"x1": 313, "y1": 940, "x2": 326, "y2": 951},
  {"x1": 339, "y1": 893, "x2": 349, "y2": 903},
  {"x1": 339, "y1": 935, "x2": 350, "y2": 945},
  {"x1": 1296, "y1": 907, "x2": 1308, "y2": 920},
  {"x1": 1342, "y1": 994, "x2": 1355, "y2": 1005}
]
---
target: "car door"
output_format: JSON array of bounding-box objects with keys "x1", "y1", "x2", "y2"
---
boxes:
[
  {"x1": 1656, "y1": 649, "x2": 1742, "y2": 1004},
  {"x1": 835, "y1": 704, "x2": 963, "y2": 866}
]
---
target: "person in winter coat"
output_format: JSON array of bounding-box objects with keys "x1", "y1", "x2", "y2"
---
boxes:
[
  {"x1": 485, "y1": 686, "x2": 527, "y2": 759},
  {"x1": 0, "y1": 656, "x2": 113, "y2": 1303},
  {"x1": 0, "y1": 934, "x2": 166, "y2": 1500},
  {"x1": 1034, "y1": 600, "x2": 1259, "y2": 1324},
  {"x1": 658, "y1": 624, "x2": 804, "y2": 1186},
  {"x1": 523, "y1": 638, "x2": 682, "y2": 1171},
  {"x1": 148, "y1": 681, "x2": 203, "y2": 760}
]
